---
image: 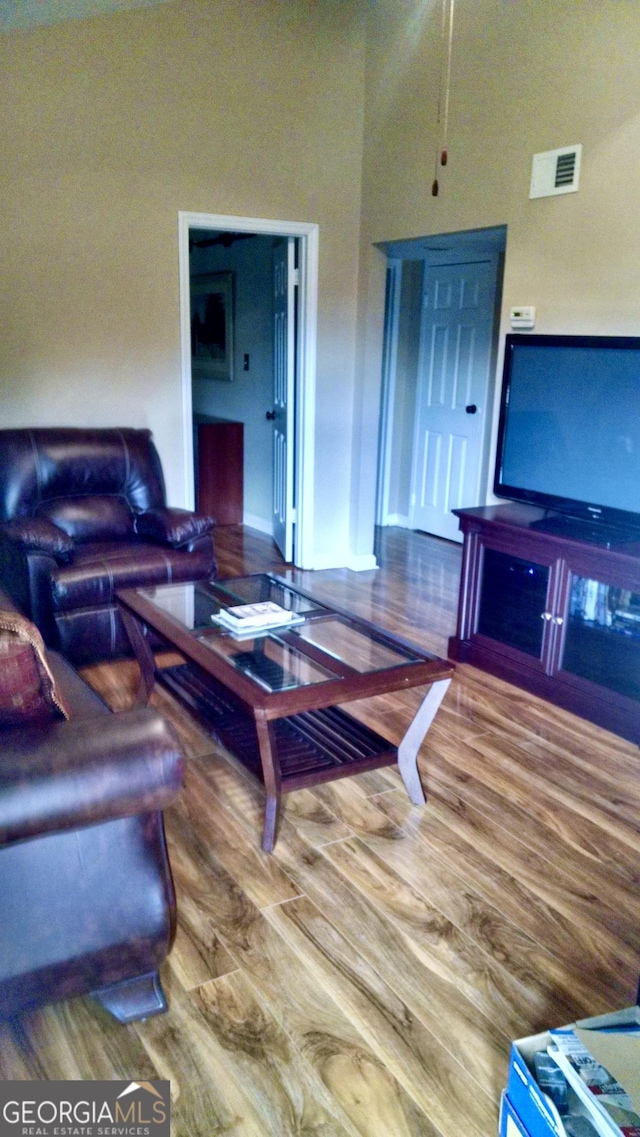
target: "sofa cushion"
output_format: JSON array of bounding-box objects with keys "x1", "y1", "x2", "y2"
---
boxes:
[
  {"x1": 48, "y1": 651, "x2": 111, "y2": 718},
  {"x1": 51, "y1": 541, "x2": 216, "y2": 612},
  {"x1": 0, "y1": 427, "x2": 166, "y2": 523},
  {"x1": 36, "y1": 496, "x2": 135, "y2": 544},
  {"x1": 0, "y1": 611, "x2": 70, "y2": 726}
]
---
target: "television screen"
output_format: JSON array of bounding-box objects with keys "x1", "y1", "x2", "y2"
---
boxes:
[{"x1": 494, "y1": 334, "x2": 640, "y2": 533}]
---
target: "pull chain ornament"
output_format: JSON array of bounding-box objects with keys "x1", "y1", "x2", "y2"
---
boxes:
[{"x1": 432, "y1": 0, "x2": 454, "y2": 197}]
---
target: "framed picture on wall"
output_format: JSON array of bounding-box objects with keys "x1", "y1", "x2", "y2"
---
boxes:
[{"x1": 190, "y1": 271, "x2": 234, "y2": 380}]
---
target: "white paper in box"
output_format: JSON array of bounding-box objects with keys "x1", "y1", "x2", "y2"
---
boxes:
[
  {"x1": 574, "y1": 1005, "x2": 640, "y2": 1119},
  {"x1": 548, "y1": 1006, "x2": 640, "y2": 1137}
]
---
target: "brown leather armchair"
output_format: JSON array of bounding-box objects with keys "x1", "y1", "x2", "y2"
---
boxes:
[
  {"x1": 0, "y1": 427, "x2": 217, "y2": 665},
  {"x1": 0, "y1": 587, "x2": 184, "y2": 1023}
]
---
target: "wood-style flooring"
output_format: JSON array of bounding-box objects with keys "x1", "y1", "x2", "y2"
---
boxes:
[{"x1": 1, "y1": 525, "x2": 639, "y2": 1136}]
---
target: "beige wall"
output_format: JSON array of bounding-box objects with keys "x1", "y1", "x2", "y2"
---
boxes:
[
  {"x1": 4, "y1": 0, "x2": 640, "y2": 566},
  {"x1": 352, "y1": 0, "x2": 640, "y2": 554},
  {"x1": 0, "y1": 0, "x2": 366, "y2": 562}
]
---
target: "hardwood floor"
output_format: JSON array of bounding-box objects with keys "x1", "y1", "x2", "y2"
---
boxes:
[{"x1": 2, "y1": 525, "x2": 639, "y2": 1136}]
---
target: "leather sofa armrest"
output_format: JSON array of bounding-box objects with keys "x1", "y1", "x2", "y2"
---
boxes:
[
  {"x1": 0, "y1": 528, "x2": 62, "y2": 634},
  {"x1": 134, "y1": 506, "x2": 216, "y2": 548},
  {"x1": 0, "y1": 518, "x2": 74, "y2": 562},
  {"x1": 0, "y1": 707, "x2": 184, "y2": 846}
]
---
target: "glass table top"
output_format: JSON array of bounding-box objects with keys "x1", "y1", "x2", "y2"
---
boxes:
[{"x1": 135, "y1": 574, "x2": 430, "y2": 694}]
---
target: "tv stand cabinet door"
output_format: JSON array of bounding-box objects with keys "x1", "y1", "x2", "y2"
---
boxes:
[
  {"x1": 555, "y1": 551, "x2": 640, "y2": 706},
  {"x1": 451, "y1": 521, "x2": 563, "y2": 674}
]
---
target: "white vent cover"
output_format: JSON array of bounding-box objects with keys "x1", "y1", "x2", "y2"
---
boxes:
[{"x1": 529, "y1": 144, "x2": 582, "y2": 198}]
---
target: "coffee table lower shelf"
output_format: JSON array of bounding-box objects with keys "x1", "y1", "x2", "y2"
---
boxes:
[{"x1": 159, "y1": 662, "x2": 399, "y2": 795}]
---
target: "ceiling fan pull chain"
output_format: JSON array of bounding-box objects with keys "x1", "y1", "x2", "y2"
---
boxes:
[
  {"x1": 441, "y1": 0, "x2": 455, "y2": 166},
  {"x1": 432, "y1": 0, "x2": 454, "y2": 195},
  {"x1": 432, "y1": 0, "x2": 447, "y2": 196}
]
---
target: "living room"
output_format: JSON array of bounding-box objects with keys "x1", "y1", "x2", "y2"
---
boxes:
[
  {"x1": 1, "y1": 2, "x2": 639, "y2": 1135},
  {"x1": 4, "y1": 0, "x2": 639, "y2": 570}
]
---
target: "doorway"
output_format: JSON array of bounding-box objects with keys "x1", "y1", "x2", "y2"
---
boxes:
[
  {"x1": 376, "y1": 225, "x2": 506, "y2": 544},
  {"x1": 178, "y1": 212, "x2": 319, "y2": 569}
]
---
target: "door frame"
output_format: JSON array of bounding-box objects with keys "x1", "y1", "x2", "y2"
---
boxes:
[
  {"x1": 376, "y1": 226, "x2": 506, "y2": 533},
  {"x1": 178, "y1": 211, "x2": 319, "y2": 569},
  {"x1": 271, "y1": 236, "x2": 296, "y2": 562},
  {"x1": 375, "y1": 258, "x2": 403, "y2": 526}
]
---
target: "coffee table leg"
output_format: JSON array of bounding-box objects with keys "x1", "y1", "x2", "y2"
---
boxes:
[
  {"x1": 397, "y1": 678, "x2": 451, "y2": 805},
  {"x1": 255, "y1": 716, "x2": 282, "y2": 853},
  {"x1": 119, "y1": 606, "x2": 156, "y2": 707}
]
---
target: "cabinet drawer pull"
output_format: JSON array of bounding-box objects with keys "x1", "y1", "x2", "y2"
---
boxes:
[
  {"x1": 552, "y1": 615, "x2": 564, "y2": 626},
  {"x1": 541, "y1": 611, "x2": 553, "y2": 621}
]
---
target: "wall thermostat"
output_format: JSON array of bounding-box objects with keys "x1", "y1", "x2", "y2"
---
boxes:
[{"x1": 510, "y1": 306, "x2": 536, "y2": 329}]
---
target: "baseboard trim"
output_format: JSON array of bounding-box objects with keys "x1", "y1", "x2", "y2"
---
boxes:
[
  {"x1": 242, "y1": 512, "x2": 273, "y2": 536},
  {"x1": 345, "y1": 553, "x2": 378, "y2": 572},
  {"x1": 309, "y1": 551, "x2": 379, "y2": 572}
]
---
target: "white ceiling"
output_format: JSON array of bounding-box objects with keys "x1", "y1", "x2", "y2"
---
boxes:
[{"x1": 0, "y1": 0, "x2": 173, "y2": 32}]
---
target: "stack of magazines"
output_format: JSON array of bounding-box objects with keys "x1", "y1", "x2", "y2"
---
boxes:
[
  {"x1": 547, "y1": 1021, "x2": 640, "y2": 1137},
  {"x1": 212, "y1": 601, "x2": 304, "y2": 636}
]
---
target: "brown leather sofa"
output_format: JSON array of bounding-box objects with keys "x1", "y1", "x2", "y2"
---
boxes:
[
  {"x1": 0, "y1": 427, "x2": 217, "y2": 665},
  {"x1": 0, "y1": 585, "x2": 184, "y2": 1023}
]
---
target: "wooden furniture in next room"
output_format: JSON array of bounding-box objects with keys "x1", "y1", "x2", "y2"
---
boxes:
[{"x1": 194, "y1": 416, "x2": 244, "y2": 525}]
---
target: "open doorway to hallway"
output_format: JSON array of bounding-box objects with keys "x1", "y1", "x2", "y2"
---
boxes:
[
  {"x1": 189, "y1": 228, "x2": 282, "y2": 537},
  {"x1": 376, "y1": 225, "x2": 506, "y2": 546},
  {"x1": 178, "y1": 212, "x2": 319, "y2": 570}
]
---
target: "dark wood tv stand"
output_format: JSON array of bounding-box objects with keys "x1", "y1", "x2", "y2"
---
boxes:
[{"x1": 448, "y1": 503, "x2": 640, "y2": 743}]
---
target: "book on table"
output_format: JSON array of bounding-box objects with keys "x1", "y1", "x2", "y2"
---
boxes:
[{"x1": 212, "y1": 601, "x2": 304, "y2": 633}]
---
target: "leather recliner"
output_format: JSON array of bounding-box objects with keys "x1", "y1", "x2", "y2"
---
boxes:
[
  {"x1": 0, "y1": 586, "x2": 184, "y2": 1023},
  {"x1": 0, "y1": 427, "x2": 217, "y2": 665}
]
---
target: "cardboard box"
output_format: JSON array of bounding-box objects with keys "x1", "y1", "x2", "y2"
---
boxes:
[{"x1": 506, "y1": 1030, "x2": 566, "y2": 1137}]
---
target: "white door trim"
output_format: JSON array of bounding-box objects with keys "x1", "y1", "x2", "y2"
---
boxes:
[
  {"x1": 271, "y1": 236, "x2": 296, "y2": 561},
  {"x1": 376, "y1": 259, "x2": 402, "y2": 526},
  {"x1": 178, "y1": 211, "x2": 319, "y2": 569}
]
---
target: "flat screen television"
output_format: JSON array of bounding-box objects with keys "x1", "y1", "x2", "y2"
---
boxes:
[{"x1": 494, "y1": 333, "x2": 640, "y2": 541}]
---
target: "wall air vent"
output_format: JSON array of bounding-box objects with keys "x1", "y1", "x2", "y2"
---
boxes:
[{"x1": 529, "y1": 144, "x2": 582, "y2": 199}]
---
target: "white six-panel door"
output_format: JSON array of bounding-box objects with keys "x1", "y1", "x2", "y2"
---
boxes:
[{"x1": 409, "y1": 260, "x2": 497, "y2": 543}]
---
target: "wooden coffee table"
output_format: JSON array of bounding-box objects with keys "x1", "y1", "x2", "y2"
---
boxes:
[{"x1": 117, "y1": 573, "x2": 454, "y2": 851}]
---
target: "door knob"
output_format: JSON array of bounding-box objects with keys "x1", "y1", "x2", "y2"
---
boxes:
[
  {"x1": 266, "y1": 410, "x2": 276, "y2": 420},
  {"x1": 465, "y1": 404, "x2": 477, "y2": 414}
]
